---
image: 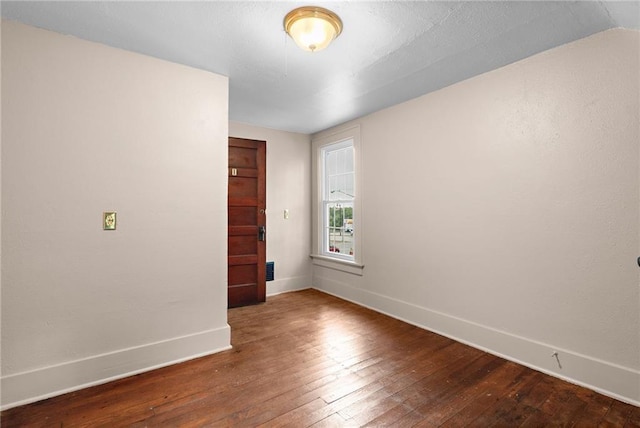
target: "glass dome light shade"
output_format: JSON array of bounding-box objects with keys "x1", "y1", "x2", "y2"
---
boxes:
[{"x1": 284, "y1": 7, "x2": 343, "y2": 52}]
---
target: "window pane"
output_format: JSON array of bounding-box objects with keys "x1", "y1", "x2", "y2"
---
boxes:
[
  {"x1": 329, "y1": 176, "x2": 338, "y2": 199},
  {"x1": 325, "y1": 154, "x2": 354, "y2": 200},
  {"x1": 346, "y1": 148, "x2": 353, "y2": 172},
  {"x1": 325, "y1": 201, "x2": 354, "y2": 256}
]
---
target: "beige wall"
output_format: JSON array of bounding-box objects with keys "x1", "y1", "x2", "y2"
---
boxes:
[
  {"x1": 312, "y1": 29, "x2": 640, "y2": 404},
  {"x1": 228, "y1": 122, "x2": 312, "y2": 294},
  {"x1": 1, "y1": 21, "x2": 230, "y2": 408}
]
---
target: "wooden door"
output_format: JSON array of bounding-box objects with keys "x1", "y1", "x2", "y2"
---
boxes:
[{"x1": 228, "y1": 137, "x2": 266, "y2": 308}]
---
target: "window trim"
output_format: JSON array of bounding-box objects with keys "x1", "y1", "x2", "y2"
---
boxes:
[{"x1": 311, "y1": 125, "x2": 363, "y2": 274}]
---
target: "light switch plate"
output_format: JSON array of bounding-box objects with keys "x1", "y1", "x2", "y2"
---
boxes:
[
  {"x1": 284, "y1": 209, "x2": 289, "y2": 219},
  {"x1": 103, "y1": 212, "x2": 117, "y2": 230}
]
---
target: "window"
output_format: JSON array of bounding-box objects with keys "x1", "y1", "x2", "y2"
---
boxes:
[
  {"x1": 322, "y1": 140, "x2": 354, "y2": 260},
  {"x1": 311, "y1": 125, "x2": 363, "y2": 274}
]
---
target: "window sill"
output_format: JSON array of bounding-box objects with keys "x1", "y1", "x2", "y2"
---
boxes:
[{"x1": 310, "y1": 254, "x2": 364, "y2": 276}]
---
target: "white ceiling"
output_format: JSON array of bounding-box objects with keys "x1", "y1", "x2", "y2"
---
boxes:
[{"x1": 2, "y1": 1, "x2": 639, "y2": 134}]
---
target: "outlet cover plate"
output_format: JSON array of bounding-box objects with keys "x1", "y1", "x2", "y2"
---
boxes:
[{"x1": 103, "y1": 212, "x2": 117, "y2": 230}]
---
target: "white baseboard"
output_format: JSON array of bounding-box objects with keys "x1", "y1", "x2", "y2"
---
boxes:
[
  {"x1": 1, "y1": 325, "x2": 231, "y2": 411},
  {"x1": 312, "y1": 278, "x2": 640, "y2": 406},
  {"x1": 266, "y1": 275, "x2": 311, "y2": 297}
]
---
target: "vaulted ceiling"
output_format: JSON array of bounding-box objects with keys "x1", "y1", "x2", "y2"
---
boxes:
[{"x1": 2, "y1": 1, "x2": 639, "y2": 134}]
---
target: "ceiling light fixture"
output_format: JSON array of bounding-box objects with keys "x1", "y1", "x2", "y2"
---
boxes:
[{"x1": 284, "y1": 6, "x2": 343, "y2": 52}]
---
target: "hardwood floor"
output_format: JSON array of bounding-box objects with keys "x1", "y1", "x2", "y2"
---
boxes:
[{"x1": 2, "y1": 289, "x2": 639, "y2": 427}]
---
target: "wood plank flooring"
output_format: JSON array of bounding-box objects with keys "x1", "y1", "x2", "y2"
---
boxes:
[{"x1": 2, "y1": 289, "x2": 639, "y2": 427}]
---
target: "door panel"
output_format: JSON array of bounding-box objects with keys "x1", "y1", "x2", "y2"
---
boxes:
[
  {"x1": 229, "y1": 147, "x2": 258, "y2": 168},
  {"x1": 228, "y1": 236, "x2": 257, "y2": 256},
  {"x1": 228, "y1": 207, "x2": 257, "y2": 226},
  {"x1": 228, "y1": 137, "x2": 266, "y2": 308},
  {"x1": 229, "y1": 176, "x2": 258, "y2": 197},
  {"x1": 228, "y1": 264, "x2": 258, "y2": 283}
]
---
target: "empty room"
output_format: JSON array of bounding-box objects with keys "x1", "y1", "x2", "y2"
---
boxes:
[{"x1": 1, "y1": 1, "x2": 639, "y2": 426}]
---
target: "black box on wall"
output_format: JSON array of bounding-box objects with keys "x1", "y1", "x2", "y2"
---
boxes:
[{"x1": 266, "y1": 261, "x2": 274, "y2": 281}]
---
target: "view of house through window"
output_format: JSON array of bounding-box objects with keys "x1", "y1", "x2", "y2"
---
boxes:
[{"x1": 323, "y1": 139, "x2": 354, "y2": 259}]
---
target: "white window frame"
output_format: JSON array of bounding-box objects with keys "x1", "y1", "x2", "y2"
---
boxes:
[
  {"x1": 322, "y1": 139, "x2": 354, "y2": 261},
  {"x1": 311, "y1": 125, "x2": 364, "y2": 275}
]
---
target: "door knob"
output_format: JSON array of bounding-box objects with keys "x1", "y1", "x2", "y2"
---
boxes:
[{"x1": 258, "y1": 226, "x2": 266, "y2": 242}]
